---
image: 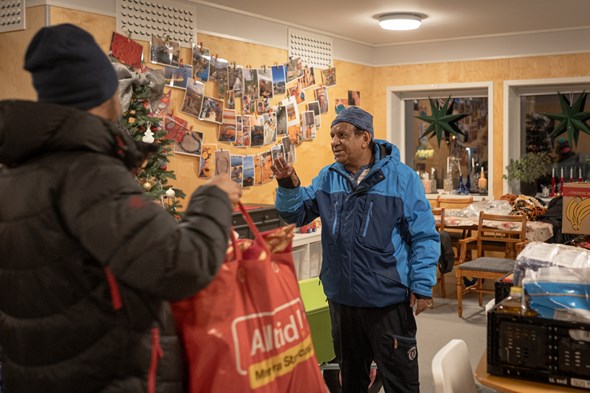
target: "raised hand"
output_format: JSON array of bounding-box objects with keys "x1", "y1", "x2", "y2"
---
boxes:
[{"x1": 208, "y1": 173, "x2": 242, "y2": 207}]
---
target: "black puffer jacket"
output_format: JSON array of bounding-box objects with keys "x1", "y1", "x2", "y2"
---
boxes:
[{"x1": 0, "y1": 101, "x2": 233, "y2": 393}]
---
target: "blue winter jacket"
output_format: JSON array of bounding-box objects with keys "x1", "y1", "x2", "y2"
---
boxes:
[{"x1": 275, "y1": 140, "x2": 440, "y2": 307}]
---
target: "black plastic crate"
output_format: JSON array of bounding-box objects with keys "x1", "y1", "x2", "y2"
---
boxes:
[
  {"x1": 494, "y1": 273, "x2": 513, "y2": 304},
  {"x1": 488, "y1": 310, "x2": 590, "y2": 390}
]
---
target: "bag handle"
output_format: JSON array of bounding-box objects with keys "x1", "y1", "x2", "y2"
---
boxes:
[
  {"x1": 229, "y1": 224, "x2": 242, "y2": 260},
  {"x1": 235, "y1": 202, "x2": 270, "y2": 252}
]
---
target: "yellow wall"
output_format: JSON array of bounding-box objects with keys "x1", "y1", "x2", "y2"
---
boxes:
[
  {"x1": 2, "y1": 5, "x2": 590, "y2": 204},
  {"x1": 0, "y1": 6, "x2": 46, "y2": 100}
]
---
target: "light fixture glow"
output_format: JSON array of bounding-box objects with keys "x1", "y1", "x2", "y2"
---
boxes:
[{"x1": 379, "y1": 13, "x2": 423, "y2": 31}]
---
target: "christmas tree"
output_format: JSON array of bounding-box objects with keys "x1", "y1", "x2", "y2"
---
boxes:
[{"x1": 119, "y1": 78, "x2": 186, "y2": 220}]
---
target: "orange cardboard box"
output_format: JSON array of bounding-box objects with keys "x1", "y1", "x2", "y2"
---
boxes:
[{"x1": 563, "y1": 183, "x2": 590, "y2": 235}]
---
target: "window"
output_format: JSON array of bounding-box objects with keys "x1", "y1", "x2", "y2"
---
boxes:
[
  {"x1": 505, "y1": 77, "x2": 590, "y2": 194},
  {"x1": 388, "y1": 82, "x2": 493, "y2": 197}
]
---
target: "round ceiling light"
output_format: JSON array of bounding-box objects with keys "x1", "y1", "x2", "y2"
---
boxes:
[{"x1": 378, "y1": 13, "x2": 424, "y2": 31}]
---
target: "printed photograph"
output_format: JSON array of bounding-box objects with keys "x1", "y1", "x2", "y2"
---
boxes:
[
  {"x1": 181, "y1": 79, "x2": 205, "y2": 118},
  {"x1": 288, "y1": 123, "x2": 302, "y2": 146},
  {"x1": 242, "y1": 155, "x2": 255, "y2": 187},
  {"x1": 233, "y1": 116, "x2": 244, "y2": 147},
  {"x1": 209, "y1": 56, "x2": 229, "y2": 83},
  {"x1": 150, "y1": 35, "x2": 180, "y2": 67},
  {"x1": 271, "y1": 65, "x2": 286, "y2": 96},
  {"x1": 191, "y1": 45, "x2": 210, "y2": 82},
  {"x1": 251, "y1": 123, "x2": 264, "y2": 147},
  {"x1": 198, "y1": 143, "x2": 217, "y2": 179},
  {"x1": 227, "y1": 90, "x2": 235, "y2": 110},
  {"x1": 315, "y1": 86, "x2": 329, "y2": 114},
  {"x1": 302, "y1": 110, "x2": 317, "y2": 140},
  {"x1": 230, "y1": 155, "x2": 244, "y2": 185},
  {"x1": 110, "y1": 32, "x2": 143, "y2": 69},
  {"x1": 287, "y1": 78, "x2": 305, "y2": 104},
  {"x1": 258, "y1": 67, "x2": 273, "y2": 98},
  {"x1": 228, "y1": 65, "x2": 244, "y2": 98},
  {"x1": 164, "y1": 114, "x2": 189, "y2": 143},
  {"x1": 276, "y1": 106, "x2": 288, "y2": 136},
  {"x1": 243, "y1": 68, "x2": 259, "y2": 99},
  {"x1": 348, "y1": 90, "x2": 361, "y2": 106},
  {"x1": 199, "y1": 96, "x2": 224, "y2": 124},
  {"x1": 271, "y1": 144, "x2": 285, "y2": 162},
  {"x1": 335, "y1": 98, "x2": 348, "y2": 114},
  {"x1": 260, "y1": 150, "x2": 274, "y2": 183},
  {"x1": 241, "y1": 115, "x2": 252, "y2": 147},
  {"x1": 165, "y1": 64, "x2": 192, "y2": 89},
  {"x1": 254, "y1": 154, "x2": 263, "y2": 186},
  {"x1": 286, "y1": 56, "x2": 304, "y2": 82},
  {"x1": 214, "y1": 149, "x2": 231, "y2": 175},
  {"x1": 256, "y1": 97, "x2": 271, "y2": 115},
  {"x1": 307, "y1": 101, "x2": 321, "y2": 128},
  {"x1": 173, "y1": 130, "x2": 203, "y2": 157},
  {"x1": 263, "y1": 112, "x2": 277, "y2": 145},
  {"x1": 218, "y1": 109, "x2": 237, "y2": 143},
  {"x1": 302, "y1": 66, "x2": 316, "y2": 89},
  {"x1": 281, "y1": 135, "x2": 295, "y2": 164},
  {"x1": 322, "y1": 67, "x2": 337, "y2": 87},
  {"x1": 242, "y1": 95, "x2": 255, "y2": 114},
  {"x1": 286, "y1": 96, "x2": 300, "y2": 125}
]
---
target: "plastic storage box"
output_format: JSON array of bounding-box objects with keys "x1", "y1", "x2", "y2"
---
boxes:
[
  {"x1": 298, "y1": 277, "x2": 335, "y2": 364},
  {"x1": 487, "y1": 310, "x2": 590, "y2": 390}
]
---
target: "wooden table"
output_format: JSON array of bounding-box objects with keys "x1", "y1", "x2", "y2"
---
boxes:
[
  {"x1": 436, "y1": 213, "x2": 554, "y2": 242},
  {"x1": 475, "y1": 351, "x2": 585, "y2": 392}
]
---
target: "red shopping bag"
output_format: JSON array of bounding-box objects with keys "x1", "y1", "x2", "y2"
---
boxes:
[{"x1": 171, "y1": 203, "x2": 325, "y2": 393}]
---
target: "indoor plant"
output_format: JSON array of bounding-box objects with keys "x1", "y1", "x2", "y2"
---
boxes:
[{"x1": 504, "y1": 152, "x2": 553, "y2": 195}]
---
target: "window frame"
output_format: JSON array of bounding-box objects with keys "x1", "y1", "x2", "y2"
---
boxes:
[
  {"x1": 387, "y1": 82, "x2": 494, "y2": 198},
  {"x1": 503, "y1": 77, "x2": 590, "y2": 194}
]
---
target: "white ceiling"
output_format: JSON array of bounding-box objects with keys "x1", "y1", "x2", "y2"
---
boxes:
[{"x1": 194, "y1": 0, "x2": 590, "y2": 46}]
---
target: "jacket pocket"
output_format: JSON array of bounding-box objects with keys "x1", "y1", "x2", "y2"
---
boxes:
[
  {"x1": 359, "y1": 198, "x2": 396, "y2": 251},
  {"x1": 379, "y1": 333, "x2": 419, "y2": 383}
]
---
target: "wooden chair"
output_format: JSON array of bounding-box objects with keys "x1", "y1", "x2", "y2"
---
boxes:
[
  {"x1": 437, "y1": 195, "x2": 474, "y2": 209},
  {"x1": 432, "y1": 207, "x2": 447, "y2": 297},
  {"x1": 437, "y1": 196, "x2": 475, "y2": 255},
  {"x1": 455, "y1": 212, "x2": 527, "y2": 317}
]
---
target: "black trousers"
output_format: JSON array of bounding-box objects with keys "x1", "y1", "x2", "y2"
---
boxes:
[{"x1": 328, "y1": 300, "x2": 420, "y2": 393}]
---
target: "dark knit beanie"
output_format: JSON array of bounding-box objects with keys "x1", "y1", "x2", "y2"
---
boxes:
[
  {"x1": 24, "y1": 24, "x2": 118, "y2": 110},
  {"x1": 331, "y1": 106, "x2": 374, "y2": 138}
]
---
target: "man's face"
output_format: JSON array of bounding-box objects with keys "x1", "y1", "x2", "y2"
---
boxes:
[{"x1": 330, "y1": 122, "x2": 369, "y2": 166}]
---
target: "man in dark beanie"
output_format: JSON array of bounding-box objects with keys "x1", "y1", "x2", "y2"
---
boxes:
[
  {"x1": 0, "y1": 24, "x2": 241, "y2": 393},
  {"x1": 272, "y1": 106, "x2": 439, "y2": 393}
]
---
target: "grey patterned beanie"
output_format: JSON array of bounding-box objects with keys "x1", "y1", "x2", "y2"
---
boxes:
[{"x1": 330, "y1": 106, "x2": 374, "y2": 138}]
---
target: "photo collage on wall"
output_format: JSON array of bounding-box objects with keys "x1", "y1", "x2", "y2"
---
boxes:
[{"x1": 111, "y1": 31, "x2": 342, "y2": 189}]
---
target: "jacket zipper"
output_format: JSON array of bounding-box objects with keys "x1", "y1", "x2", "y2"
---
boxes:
[
  {"x1": 362, "y1": 201, "x2": 373, "y2": 237},
  {"x1": 332, "y1": 201, "x2": 339, "y2": 235}
]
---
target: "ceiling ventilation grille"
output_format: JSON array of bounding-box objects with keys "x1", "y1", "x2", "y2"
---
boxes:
[
  {"x1": 116, "y1": 0, "x2": 196, "y2": 48},
  {"x1": 0, "y1": 0, "x2": 25, "y2": 33},
  {"x1": 288, "y1": 28, "x2": 333, "y2": 69}
]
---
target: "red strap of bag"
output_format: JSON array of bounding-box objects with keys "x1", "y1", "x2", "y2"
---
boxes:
[{"x1": 228, "y1": 202, "x2": 271, "y2": 259}]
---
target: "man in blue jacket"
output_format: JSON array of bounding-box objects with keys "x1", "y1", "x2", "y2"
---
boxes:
[{"x1": 272, "y1": 106, "x2": 440, "y2": 393}]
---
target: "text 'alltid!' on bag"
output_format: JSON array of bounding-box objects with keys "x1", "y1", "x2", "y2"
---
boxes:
[{"x1": 231, "y1": 298, "x2": 315, "y2": 389}]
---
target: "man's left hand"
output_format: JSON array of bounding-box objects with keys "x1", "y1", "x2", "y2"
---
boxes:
[{"x1": 410, "y1": 293, "x2": 432, "y2": 316}]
